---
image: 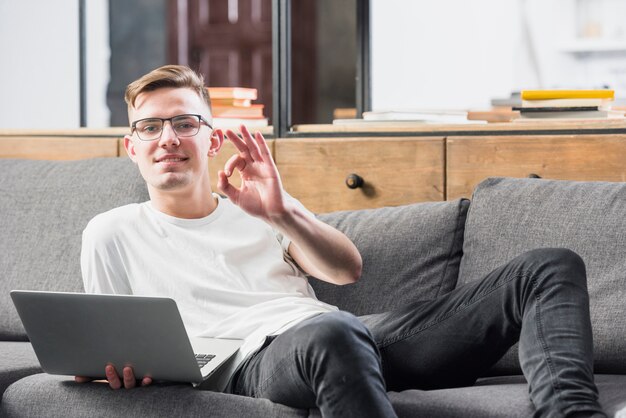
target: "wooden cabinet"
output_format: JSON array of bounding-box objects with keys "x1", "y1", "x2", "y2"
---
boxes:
[
  {"x1": 447, "y1": 134, "x2": 626, "y2": 200},
  {"x1": 5, "y1": 126, "x2": 626, "y2": 212},
  {"x1": 275, "y1": 137, "x2": 445, "y2": 213},
  {"x1": 0, "y1": 135, "x2": 120, "y2": 160}
]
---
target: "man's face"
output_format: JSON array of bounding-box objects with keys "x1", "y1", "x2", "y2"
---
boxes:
[{"x1": 124, "y1": 87, "x2": 215, "y2": 192}]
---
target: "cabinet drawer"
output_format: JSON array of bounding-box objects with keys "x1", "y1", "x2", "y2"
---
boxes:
[
  {"x1": 275, "y1": 137, "x2": 444, "y2": 213},
  {"x1": 447, "y1": 134, "x2": 626, "y2": 200}
]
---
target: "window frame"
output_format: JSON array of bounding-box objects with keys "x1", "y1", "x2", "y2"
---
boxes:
[{"x1": 271, "y1": 0, "x2": 371, "y2": 138}]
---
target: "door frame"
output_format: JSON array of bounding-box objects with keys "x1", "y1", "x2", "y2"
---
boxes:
[{"x1": 272, "y1": 0, "x2": 371, "y2": 138}]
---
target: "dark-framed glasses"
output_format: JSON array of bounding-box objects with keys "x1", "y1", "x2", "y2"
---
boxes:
[{"x1": 131, "y1": 114, "x2": 212, "y2": 141}]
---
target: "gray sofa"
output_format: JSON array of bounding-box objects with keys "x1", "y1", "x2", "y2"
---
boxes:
[{"x1": 1, "y1": 157, "x2": 625, "y2": 417}]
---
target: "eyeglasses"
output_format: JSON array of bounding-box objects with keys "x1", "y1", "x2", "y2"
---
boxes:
[{"x1": 131, "y1": 114, "x2": 212, "y2": 141}]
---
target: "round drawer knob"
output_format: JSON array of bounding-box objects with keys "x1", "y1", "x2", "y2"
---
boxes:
[{"x1": 345, "y1": 173, "x2": 364, "y2": 189}]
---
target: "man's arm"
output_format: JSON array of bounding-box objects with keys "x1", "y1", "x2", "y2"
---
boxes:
[
  {"x1": 278, "y1": 204, "x2": 362, "y2": 285},
  {"x1": 217, "y1": 126, "x2": 362, "y2": 285}
]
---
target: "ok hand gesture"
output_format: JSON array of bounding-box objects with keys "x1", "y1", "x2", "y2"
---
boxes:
[{"x1": 217, "y1": 125, "x2": 287, "y2": 223}]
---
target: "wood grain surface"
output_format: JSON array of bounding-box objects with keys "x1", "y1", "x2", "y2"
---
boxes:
[
  {"x1": 447, "y1": 134, "x2": 626, "y2": 200},
  {"x1": 275, "y1": 137, "x2": 445, "y2": 212}
]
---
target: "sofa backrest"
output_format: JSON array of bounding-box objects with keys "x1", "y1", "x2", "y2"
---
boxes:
[
  {"x1": 312, "y1": 199, "x2": 469, "y2": 316},
  {"x1": 459, "y1": 177, "x2": 626, "y2": 374},
  {"x1": 0, "y1": 158, "x2": 149, "y2": 341}
]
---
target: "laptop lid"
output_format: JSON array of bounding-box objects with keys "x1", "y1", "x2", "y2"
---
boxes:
[{"x1": 10, "y1": 290, "x2": 242, "y2": 384}]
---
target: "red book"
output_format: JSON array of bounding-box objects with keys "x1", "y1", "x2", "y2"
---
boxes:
[
  {"x1": 212, "y1": 104, "x2": 265, "y2": 118},
  {"x1": 211, "y1": 98, "x2": 253, "y2": 107},
  {"x1": 207, "y1": 87, "x2": 258, "y2": 101}
]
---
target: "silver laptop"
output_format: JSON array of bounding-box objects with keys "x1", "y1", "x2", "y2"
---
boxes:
[{"x1": 10, "y1": 290, "x2": 243, "y2": 386}]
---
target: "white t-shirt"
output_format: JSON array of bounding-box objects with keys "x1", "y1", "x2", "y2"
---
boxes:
[{"x1": 80, "y1": 194, "x2": 338, "y2": 390}]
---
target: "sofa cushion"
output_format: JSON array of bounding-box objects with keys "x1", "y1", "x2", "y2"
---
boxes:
[
  {"x1": 3, "y1": 374, "x2": 623, "y2": 418},
  {"x1": 0, "y1": 342, "x2": 41, "y2": 397},
  {"x1": 383, "y1": 374, "x2": 626, "y2": 418},
  {"x1": 0, "y1": 374, "x2": 306, "y2": 418},
  {"x1": 0, "y1": 158, "x2": 149, "y2": 341},
  {"x1": 312, "y1": 199, "x2": 469, "y2": 316},
  {"x1": 458, "y1": 177, "x2": 626, "y2": 374}
]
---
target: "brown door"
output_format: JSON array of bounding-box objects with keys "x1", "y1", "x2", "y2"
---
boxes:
[{"x1": 168, "y1": 0, "x2": 317, "y2": 124}]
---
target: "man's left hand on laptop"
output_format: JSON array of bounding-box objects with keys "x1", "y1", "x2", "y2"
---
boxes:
[{"x1": 75, "y1": 364, "x2": 152, "y2": 389}]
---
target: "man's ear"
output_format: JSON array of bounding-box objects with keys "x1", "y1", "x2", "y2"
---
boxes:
[
  {"x1": 124, "y1": 135, "x2": 138, "y2": 163},
  {"x1": 208, "y1": 129, "x2": 224, "y2": 157}
]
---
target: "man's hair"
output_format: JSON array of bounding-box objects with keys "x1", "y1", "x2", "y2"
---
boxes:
[{"x1": 124, "y1": 65, "x2": 212, "y2": 112}]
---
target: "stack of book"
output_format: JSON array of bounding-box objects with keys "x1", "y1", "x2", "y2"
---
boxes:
[
  {"x1": 207, "y1": 87, "x2": 269, "y2": 129},
  {"x1": 514, "y1": 90, "x2": 624, "y2": 121}
]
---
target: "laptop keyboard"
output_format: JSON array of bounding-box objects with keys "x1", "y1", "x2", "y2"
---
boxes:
[{"x1": 195, "y1": 353, "x2": 216, "y2": 368}]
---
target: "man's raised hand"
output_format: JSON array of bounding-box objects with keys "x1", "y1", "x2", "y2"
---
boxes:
[{"x1": 217, "y1": 125, "x2": 287, "y2": 222}]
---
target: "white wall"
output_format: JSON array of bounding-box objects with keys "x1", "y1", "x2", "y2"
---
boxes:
[
  {"x1": 0, "y1": 0, "x2": 109, "y2": 129},
  {"x1": 0, "y1": 0, "x2": 78, "y2": 128},
  {"x1": 371, "y1": 0, "x2": 520, "y2": 110},
  {"x1": 2, "y1": 0, "x2": 624, "y2": 126},
  {"x1": 371, "y1": 0, "x2": 626, "y2": 111}
]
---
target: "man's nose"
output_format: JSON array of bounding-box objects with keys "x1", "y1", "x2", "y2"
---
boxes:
[{"x1": 159, "y1": 121, "x2": 180, "y2": 146}]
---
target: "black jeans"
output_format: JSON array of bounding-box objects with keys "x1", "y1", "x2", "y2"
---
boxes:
[{"x1": 228, "y1": 249, "x2": 604, "y2": 418}]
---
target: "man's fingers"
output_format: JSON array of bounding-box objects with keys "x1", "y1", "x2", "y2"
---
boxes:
[
  {"x1": 226, "y1": 127, "x2": 265, "y2": 162},
  {"x1": 239, "y1": 125, "x2": 263, "y2": 161},
  {"x1": 225, "y1": 129, "x2": 252, "y2": 161},
  {"x1": 255, "y1": 131, "x2": 272, "y2": 159},
  {"x1": 123, "y1": 366, "x2": 136, "y2": 389},
  {"x1": 78, "y1": 366, "x2": 146, "y2": 389},
  {"x1": 106, "y1": 364, "x2": 122, "y2": 390},
  {"x1": 223, "y1": 154, "x2": 247, "y2": 176},
  {"x1": 217, "y1": 170, "x2": 239, "y2": 203}
]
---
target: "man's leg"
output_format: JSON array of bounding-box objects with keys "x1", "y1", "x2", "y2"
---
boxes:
[
  {"x1": 228, "y1": 311, "x2": 397, "y2": 418},
  {"x1": 360, "y1": 248, "x2": 604, "y2": 417}
]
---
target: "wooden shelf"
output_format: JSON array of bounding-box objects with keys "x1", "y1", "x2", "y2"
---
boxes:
[
  {"x1": 0, "y1": 128, "x2": 130, "y2": 137},
  {"x1": 293, "y1": 119, "x2": 626, "y2": 135},
  {"x1": 559, "y1": 39, "x2": 626, "y2": 54}
]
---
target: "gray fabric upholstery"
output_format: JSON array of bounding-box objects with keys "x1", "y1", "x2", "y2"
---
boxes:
[
  {"x1": 459, "y1": 177, "x2": 626, "y2": 375},
  {"x1": 4, "y1": 372, "x2": 624, "y2": 418},
  {"x1": 0, "y1": 158, "x2": 149, "y2": 341},
  {"x1": 3, "y1": 164, "x2": 626, "y2": 416},
  {"x1": 383, "y1": 374, "x2": 626, "y2": 418},
  {"x1": 312, "y1": 199, "x2": 469, "y2": 315},
  {"x1": 0, "y1": 374, "x2": 306, "y2": 418},
  {"x1": 0, "y1": 342, "x2": 41, "y2": 397}
]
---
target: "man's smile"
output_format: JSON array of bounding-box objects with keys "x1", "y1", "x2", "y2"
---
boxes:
[{"x1": 155, "y1": 154, "x2": 189, "y2": 164}]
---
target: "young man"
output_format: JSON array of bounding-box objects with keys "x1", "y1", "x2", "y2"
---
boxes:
[{"x1": 77, "y1": 65, "x2": 605, "y2": 418}]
